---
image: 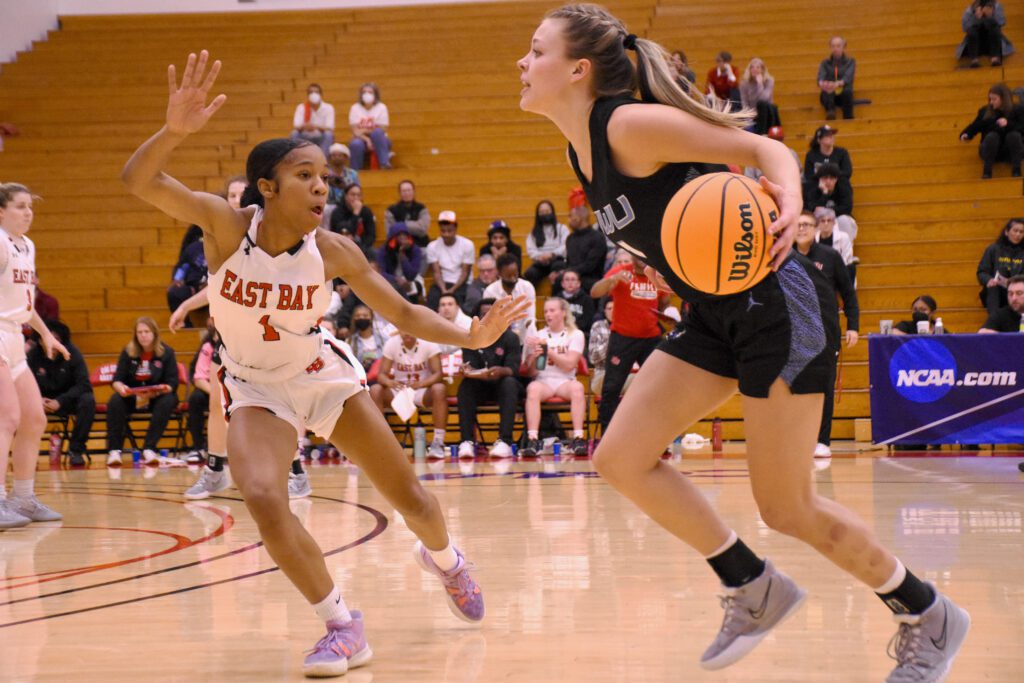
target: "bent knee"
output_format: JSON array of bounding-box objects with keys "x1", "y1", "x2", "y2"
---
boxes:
[
  {"x1": 394, "y1": 486, "x2": 437, "y2": 521},
  {"x1": 756, "y1": 500, "x2": 816, "y2": 537}
]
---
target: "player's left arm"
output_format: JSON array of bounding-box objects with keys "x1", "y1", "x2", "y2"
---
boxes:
[
  {"x1": 607, "y1": 104, "x2": 803, "y2": 269},
  {"x1": 317, "y1": 229, "x2": 530, "y2": 349}
]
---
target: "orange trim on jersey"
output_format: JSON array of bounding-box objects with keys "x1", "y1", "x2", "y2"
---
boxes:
[{"x1": 217, "y1": 366, "x2": 233, "y2": 421}]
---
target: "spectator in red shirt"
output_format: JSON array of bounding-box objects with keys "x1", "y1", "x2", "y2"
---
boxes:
[
  {"x1": 589, "y1": 251, "x2": 668, "y2": 433},
  {"x1": 705, "y1": 51, "x2": 740, "y2": 111}
]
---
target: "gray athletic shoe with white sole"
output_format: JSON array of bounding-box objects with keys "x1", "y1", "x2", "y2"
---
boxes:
[
  {"x1": 184, "y1": 467, "x2": 231, "y2": 500},
  {"x1": 886, "y1": 591, "x2": 970, "y2": 682},
  {"x1": 700, "y1": 560, "x2": 806, "y2": 670},
  {"x1": 288, "y1": 471, "x2": 312, "y2": 499},
  {"x1": 0, "y1": 500, "x2": 31, "y2": 528},
  {"x1": 7, "y1": 495, "x2": 63, "y2": 522}
]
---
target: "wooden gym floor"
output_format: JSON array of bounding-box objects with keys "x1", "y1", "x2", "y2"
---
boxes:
[{"x1": 2, "y1": 452, "x2": 1022, "y2": 682}]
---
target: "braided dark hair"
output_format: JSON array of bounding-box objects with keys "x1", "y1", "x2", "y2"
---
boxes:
[{"x1": 239, "y1": 138, "x2": 316, "y2": 208}]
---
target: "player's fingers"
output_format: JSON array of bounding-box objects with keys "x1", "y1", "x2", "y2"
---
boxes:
[
  {"x1": 167, "y1": 64, "x2": 178, "y2": 95},
  {"x1": 200, "y1": 59, "x2": 221, "y2": 93}
]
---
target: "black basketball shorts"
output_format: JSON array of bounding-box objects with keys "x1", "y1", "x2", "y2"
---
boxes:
[{"x1": 657, "y1": 256, "x2": 835, "y2": 398}]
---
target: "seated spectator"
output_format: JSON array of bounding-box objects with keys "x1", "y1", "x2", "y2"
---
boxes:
[
  {"x1": 669, "y1": 50, "x2": 697, "y2": 87},
  {"x1": 167, "y1": 233, "x2": 207, "y2": 318},
  {"x1": 326, "y1": 144, "x2": 359, "y2": 204},
  {"x1": 587, "y1": 299, "x2": 613, "y2": 395},
  {"x1": 385, "y1": 180, "x2": 430, "y2": 248},
  {"x1": 482, "y1": 253, "x2": 537, "y2": 343},
  {"x1": 105, "y1": 317, "x2": 179, "y2": 467},
  {"x1": 426, "y1": 210, "x2": 475, "y2": 310},
  {"x1": 524, "y1": 200, "x2": 569, "y2": 286},
  {"x1": 979, "y1": 274, "x2": 1024, "y2": 332},
  {"x1": 958, "y1": 0, "x2": 1014, "y2": 68},
  {"x1": 348, "y1": 82, "x2": 392, "y2": 170},
  {"x1": 370, "y1": 333, "x2": 448, "y2": 458},
  {"x1": 815, "y1": 207, "x2": 857, "y2": 281},
  {"x1": 185, "y1": 321, "x2": 219, "y2": 463},
  {"x1": 520, "y1": 298, "x2": 589, "y2": 457},
  {"x1": 28, "y1": 320, "x2": 94, "y2": 467},
  {"x1": 894, "y1": 295, "x2": 950, "y2": 334},
  {"x1": 817, "y1": 36, "x2": 856, "y2": 120},
  {"x1": 558, "y1": 269, "x2": 596, "y2": 334},
  {"x1": 463, "y1": 254, "x2": 499, "y2": 316},
  {"x1": 804, "y1": 125, "x2": 852, "y2": 197},
  {"x1": 377, "y1": 222, "x2": 424, "y2": 303},
  {"x1": 705, "y1": 51, "x2": 740, "y2": 110},
  {"x1": 557, "y1": 205, "x2": 607, "y2": 295},
  {"x1": 959, "y1": 83, "x2": 1023, "y2": 179},
  {"x1": 977, "y1": 217, "x2": 1024, "y2": 313},
  {"x1": 436, "y1": 292, "x2": 472, "y2": 368},
  {"x1": 479, "y1": 220, "x2": 523, "y2": 273},
  {"x1": 739, "y1": 58, "x2": 780, "y2": 135},
  {"x1": 290, "y1": 83, "x2": 335, "y2": 156},
  {"x1": 805, "y1": 164, "x2": 857, "y2": 233},
  {"x1": 348, "y1": 304, "x2": 391, "y2": 373},
  {"x1": 456, "y1": 298, "x2": 522, "y2": 459},
  {"x1": 744, "y1": 126, "x2": 801, "y2": 181},
  {"x1": 590, "y1": 251, "x2": 668, "y2": 433},
  {"x1": 329, "y1": 183, "x2": 376, "y2": 256}
]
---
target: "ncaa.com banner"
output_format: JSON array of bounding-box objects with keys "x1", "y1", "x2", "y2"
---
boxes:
[{"x1": 869, "y1": 334, "x2": 1024, "y2": 445}]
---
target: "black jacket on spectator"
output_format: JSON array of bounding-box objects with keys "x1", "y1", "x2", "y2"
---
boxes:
[
  {"x1": 982, "y1": 306, "x2": 1023, "y2": 332},
  {"x1": 562, "y1": 290, "x2": 596, "y2": 335},
  {"x1": 332, "y1": 289, "x2": 365, "y2": 331},
  {"x1": 173, "y1": 238, "x2": 208, "y2": 289},
  {"x1": 976, "y1": 233, "x2": 1024, "y2": 285},
  {"x1": 801, "y1": 243, "x2": 859, "y2": 338},
  {"x1": 817, "y1": 55, "x2": 856, "y2": 89},
  {"x1": 564, "y1": 225, "x2": 608, "y2": 289},
  {"x1": 178, "y1": 225, "x2": 203, "y2": 263},
  {"x1": 387, "y1": 200, "x2": 429, "y2": 247},
  {"x1": 28, "y1": 340, "x2": 92, "y2": 412},
  {"x1": 803, "y1": 147, "x2": 853, "y2": 187},
  {"x1": 462, "y1": 330, "x2": 522, "y2": 373},
  {"x1": 329, "y1": 204, "x2": 377, "y2": 255},
  {"x1": 113, "y1": 346, "x2": 179, "y2": 392},
  {"x1": 479, "y1": 242, "x2": 523, "y2": 273},
  {"x1": 960, "y1": 105, "x2": 1024, "y2": 141},
  {"x1": 805, "y1": 181, "x2": 854, "y2": 216}
]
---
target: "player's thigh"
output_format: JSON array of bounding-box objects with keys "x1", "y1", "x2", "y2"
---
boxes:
[{"x1": 226, "y1": 407, "x2": 298, "y2": 501}]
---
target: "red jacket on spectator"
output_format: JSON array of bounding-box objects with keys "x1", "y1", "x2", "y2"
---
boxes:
[{"x1": 706, "y1": 64, "x2": 738, "y2": 100}]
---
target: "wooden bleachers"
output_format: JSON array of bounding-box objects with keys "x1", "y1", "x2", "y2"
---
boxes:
[{"x1": 0, "y1": 0, "x2": 1021, "y2": 445}]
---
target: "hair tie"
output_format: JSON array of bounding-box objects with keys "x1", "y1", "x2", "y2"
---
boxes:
[{"x1": 623, "y1": 34, "x2": 638, "y2": 51}]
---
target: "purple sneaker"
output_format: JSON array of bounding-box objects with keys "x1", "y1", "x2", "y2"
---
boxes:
[
  {"x1": 302, "y1": 610, "x2": 372, "y2": 678},
  {"x1": 413, "y1": 541, "x2": 484, "y2": 623}
]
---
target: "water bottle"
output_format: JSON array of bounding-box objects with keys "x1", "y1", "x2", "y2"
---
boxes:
[
  {"x1": 711, "y1": 417, "x2": 723, "y2": 452},
  {"x1": 49, "y1": 434, "x2": 62, "y2": 465},
  {"x1": 933, "y1": 317, "x2": 944, "y2": 335},
  {"x1": 132, "y1": 449, "x2": 141, "y2": 465},
  {"x1": 413, "y1": 426, "x2": 427, "y2": 460},
  {"x1": 535, "y1": 341, "x2": 548, "y2": 371},
  {"x1": 552, "y1": 441, "x2": 561, "y2": 461},
  {"x1": 670, "y1": 436, "x2": 683, "y2": 458}
]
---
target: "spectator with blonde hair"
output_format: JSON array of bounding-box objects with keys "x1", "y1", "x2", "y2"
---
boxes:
[{"x1": 739, "y1": 58, "x2": 780, "y2": 135}]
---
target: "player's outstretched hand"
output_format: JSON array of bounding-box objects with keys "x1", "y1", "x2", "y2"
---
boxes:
[
  {"x1": 467, "y1": 295, "x2": 531, "y2": 349},
  {"x1": 759, "y1": 175, "x2": 800, "y2": 271},
  {"x1": 166, "y1": 50, "x2": 227, "y2": 136},
  {"x1": 42, "y1": 334, "x2": 70, "y2": 361}
]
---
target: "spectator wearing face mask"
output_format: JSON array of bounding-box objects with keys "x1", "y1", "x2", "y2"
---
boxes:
[
  {"x1": 958, "y1": 0, "x2": 1014, "y2": 68},
  {"x1": 557, "y1": 269, "x2": 596, "y2": 335},
  {"x1": 425, "y1": 210, "x2": 475, "y2": 310},
  {"x1": 290, "y1": 83, "x2": 335, "y2": 156},
  {"x1": 463, "y1": 254, "x2": 499, "y2": 316},
  {"x1": 817, "y1": 36, "x2": 856, "y2": 120},
  {"x1": 959, "y1": 83, "x2": 1023, "y2": 179},
  {"x1": 524, "y1": 199, "x2": 569, "y2": 286},
  {"x1": 385, "y1": 179, "x2": 430, "y2": 248},
  {"x1": 479, "y1": 220, "x2": 523, "y2": 273},
  {"x1": 347, "y1": 304, "x2": 391, "y2": 375},
  {"x1": 977, "y1": 217, "x2": 1024, "y2": 313},
  {"x1": 348, "y1": 82, "x2": 392, "y2": 170},
  {"x1": 894, "y1": 296, "x2": 949, "y2": 334}
]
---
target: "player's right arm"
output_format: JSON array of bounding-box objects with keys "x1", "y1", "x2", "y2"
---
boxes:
[{"x1": 121, "y1": 51, "x2": 246, "y2": 270}]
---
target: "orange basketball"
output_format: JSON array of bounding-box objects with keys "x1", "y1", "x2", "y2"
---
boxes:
[{"x1": 660, "y1": 172, "x2": 778, "y2": 296}]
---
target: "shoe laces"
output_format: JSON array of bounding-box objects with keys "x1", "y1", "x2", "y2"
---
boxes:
[
  {"x1": 306, "y1": 624, "x2": 356, "y2": 658},
  {"x1": 716, "y1": 592, "x2": 744, "y2": 635},
  {"x1": 887, "y1": 621, "x2": 928, "y2": 674}
]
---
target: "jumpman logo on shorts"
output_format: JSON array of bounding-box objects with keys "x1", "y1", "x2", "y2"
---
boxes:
[{"x1": 746, "y1": 292, "x2": 764, "y2": 313}]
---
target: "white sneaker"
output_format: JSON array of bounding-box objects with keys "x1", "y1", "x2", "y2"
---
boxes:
[
  {"x1": 488, "y1": 439, "x2": 512, "y2": 458},
  {"x1": 457, "y1": 441, "x2": 476, "y2": 459},
  {"x1": 142, "y1": 449, "x2": 160, "y2": 465},
  {"x1": 184, "y1": 450, "x2": 206, "y2": 465},
  {"x1": 106, "y1": 450, "x2": 122, "y2": 466},
  {"x1": 814, "y1": 443, "x2": 832, "y2": 458},
  {"x1": 426, "y1": 440, "x2": 447, "y2": 459}
]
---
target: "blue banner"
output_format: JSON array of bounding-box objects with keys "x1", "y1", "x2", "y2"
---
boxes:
[{"x1": 869, "y1": 334, "x2": 1024, "y2": 445}]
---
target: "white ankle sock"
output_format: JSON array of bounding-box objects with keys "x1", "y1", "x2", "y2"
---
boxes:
[
  {"x1": 527, "y1": 430, "x2": 538, "y2": 440},
  {"x1": 312, "y1": 585, "x2": 352, "y2": 624},
  {"x1": 704, "y1": 530, "x2": 738, "y2": 559},
  {"x1": 427, "y1": 540, "x2": 459, "y2": 572},
  {"x1": 12, "y1": 479, "x2": 33, "y2": 498},
  {"x1": 572, "y1": 430, "x2": 584, "y2": 439},
  {"x1": 433, "y1": 430, "x2": 446, "y2": 444},
  {"x1": 873, "y1": 560, "x2": 907, "y2": 594}
]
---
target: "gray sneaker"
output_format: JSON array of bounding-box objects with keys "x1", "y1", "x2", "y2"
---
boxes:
[
  {"x1": 886, "y1": 591, "x2": 970, "y2": 682},
  {"x1": 184, "y1": 467, "x2": 231, "y2": 500},
  {"x1": 700, "y1": 560, "x2": 806, "y2": 670},
  {"x1": 8, "y1": 495, "x2": 63, "y2": 522},
  {"x1": 288, "y1": 471, "x2": 312, "y2": 499},
  {"x1": 0, "y1": 500, "x2": 31, "y2": 528}
]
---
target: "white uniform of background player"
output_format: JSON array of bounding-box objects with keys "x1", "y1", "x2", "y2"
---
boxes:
[
  {"x1": 533, "y1": 327, "x2": 585, "y2": 392},
  {"x1": 380, "y1": 335, "x2": 441, "y2": 407},
  {"x1": 0, "y1": 226, "x2": 35, "y2": 379}
]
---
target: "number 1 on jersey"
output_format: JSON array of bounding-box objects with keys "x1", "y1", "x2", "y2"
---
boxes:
[{"x1": 258, "y1": 314, "x2": 281, "y2": 342}]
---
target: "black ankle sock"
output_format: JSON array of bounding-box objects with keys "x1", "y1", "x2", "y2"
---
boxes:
[
  {"x1": 291, "y1": 458, "x2": 304, "y2": 475},
  {"x1": 876, "y1": 568, "x2": 936, "y2": 615},
  {"x1": 706, "y1": 538, "x2": 766, "y2": 588},
  {"x1": 207, "y1": 454, "x2": 226, "y2": 472}
]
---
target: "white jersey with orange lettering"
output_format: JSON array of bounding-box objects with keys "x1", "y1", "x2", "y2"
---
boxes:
[{"x1": 208, "y1": 209, "x2": 332, "y2": 383}]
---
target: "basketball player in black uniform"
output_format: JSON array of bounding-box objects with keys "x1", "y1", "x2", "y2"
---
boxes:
[{"x1": 517, "y1": 5, "x2": 968, "y2": 681}]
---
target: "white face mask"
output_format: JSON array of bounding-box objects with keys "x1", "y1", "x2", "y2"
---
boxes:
[
  {"x1": 308, "y1": 92, "x2": 322, "y2": 105},
  {"x1": 361, "y1": 92, "x2": 375, "y2": 106}
]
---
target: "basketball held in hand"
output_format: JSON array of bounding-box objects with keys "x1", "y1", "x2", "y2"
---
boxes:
[{"x1": 660, "y1": 172, "x2": 777, "y2": 296}]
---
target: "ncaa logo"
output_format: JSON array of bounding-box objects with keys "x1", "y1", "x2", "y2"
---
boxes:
[{"x1": 888, "y1": 338, "x2": 957, "y2": 403}]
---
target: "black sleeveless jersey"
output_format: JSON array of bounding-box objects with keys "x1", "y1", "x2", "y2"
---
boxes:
[{"x1": 568, "y1": 96, "x2": 734, "y2": 304}]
